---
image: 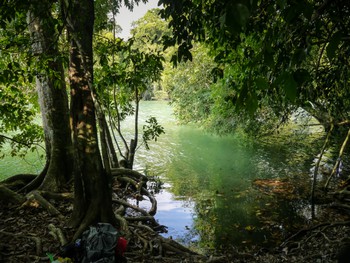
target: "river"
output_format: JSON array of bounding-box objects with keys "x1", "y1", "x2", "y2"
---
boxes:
[{"x1": 0, "y1": 101, "x2": 324, "y2": 252}]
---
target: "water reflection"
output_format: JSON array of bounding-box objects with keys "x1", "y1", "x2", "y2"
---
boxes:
[
  {"x1": 1, "y1": 101, "x2": 325, "y2": 252},
  {"x1": 133, "y1": 101, "x2": 323, "y2": 251},
  {"x1": 154, "y1": 184, "x2": 196, "y2": 242}
]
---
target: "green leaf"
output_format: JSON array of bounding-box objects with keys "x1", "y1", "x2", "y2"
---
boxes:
[
  {"x1": 301, "y1": 0, "x2": 314, "y2": 20},
  {"x1": 226, "y1": 3, "x2": 250, "y2": 34},
  {"x1": 255, "y1": 77, "x2": 269, "y2": 90},
  {"x1": 277, "y1": 0, "x2": 287, "y2": 9},
  {"x1": 293, "y1": 69, "x2": 311, "y2": 86},
  {"x1": 327, "y1": 31, "x2": 342, "y2": 60},
  {"x1": 247, "y1": 91, "x2": 258, "y2": 115},
  {"x1": 263, "y1": 50, "x2": 274, "y2": 68},
  {"x1": 46, "y1": 253, "x2": 54, "y2": 262},
  {"x1": 219, "y1": 13, "x2": 226, "y2": 29},
  {"x1": 235, "y1": 3, "x2": 250, "y2": 28},
  {"x1": 282, "y1": 72, "x2": 297, "y2": 102}
]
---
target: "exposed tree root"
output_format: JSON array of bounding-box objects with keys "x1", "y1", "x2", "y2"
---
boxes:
[
  {"x1": 276, "y1": 219, "x2": 350, "y2": 263},
  {"x1": 38, "y1": 190, "x2": 74, "y2": 201},
  {"x1": 1, "y1": 167, "x2": 238, "y2": 262},
  {"x1": 24, "y1": 191, "x2": 63, "y2": 218},
  {"x1": 48, "y1": 224, "x2": 68, "y2": 246},
  {"x1": 116, "y1": 176, "x2": 157, "y2": 215},
  {"x1": 141, "y1": 187, "x2": 157, "y2": 216},
  {"x1": 0, "y1": 185, "x2": 25, "y2": 204},
  {"x1": 108, "y1": 172, "x2": 206, "y2": 261},
  {"x1": 0, "y1": 174, "x2": 37, "y2": 191},
  {"x1": 115, "y1": 213, "x2": 131, "y2": 239},
  {"x1": 112, "y1": 168, "x2": 148, "y2": 182},
  {"x1": 158, "y1": 235, "x2": 197, "y2": 255},
  {"x1": 113, "y1": 195, "x2": 155, "y2": 218},
  {"x1": 19, "y1": 162, "x2": 49, "y2": 193},
  {"x1": 281, "y1": 220, "x2": 350, "y2": 248}
]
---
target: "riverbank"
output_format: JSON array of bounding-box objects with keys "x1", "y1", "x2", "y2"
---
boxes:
[
  {"x1": 1, "y1": 173, "x2": 349, "y2": 263},
  {"x1": 1, "y1": 101, "x2": 349, "y2": 261},
  {"x1": 1, "y1": 198, "x2": 349, "y2": 262},
  {"x1": 0, "y1": 101, "x2": 332, "y2": 250}
]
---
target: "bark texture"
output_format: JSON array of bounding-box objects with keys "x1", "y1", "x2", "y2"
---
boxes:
[
  {"x1": 27, "y1": 0, "x2": 73, "y2": 192},
  {"x1": 64, "y1": 0, "x2": 116, "y2": 239}
]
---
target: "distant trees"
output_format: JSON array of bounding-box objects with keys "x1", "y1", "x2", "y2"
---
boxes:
[
  {"x1": 94, "y1": 9, "x2": 165, "y2": 169},
  {"x1": 159, "y1": 0, "x2": 350, "y2": 134},
  {"x1": 131, "y1": 8, "x2": 170, "y2": 53},
  {"x1": 162, "y1": 44, "x2": 215, "y2": 125},
  {"x1": 2, "y1": 0, "x2": 349, "y2": 237}
]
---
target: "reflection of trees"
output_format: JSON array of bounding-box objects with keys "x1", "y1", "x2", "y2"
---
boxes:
[
  {"x1": 193, "y1": 192, "x2": 216, "y2": 250},
  {"x1": 164, "y1": 130, "x2": 259, "y2": 249},
  {"x1": 164, "y1": 126, "x2": 324, "y2": 250},
  {"x1": 166, "y1": 156, "x2": 263, "y2": 249},
  {"x1": 166, "y1": 161, "x2": 201, "y2": 198},
  {"x1": 193, "y1": 190, "x2": 266, "y2": 250}
]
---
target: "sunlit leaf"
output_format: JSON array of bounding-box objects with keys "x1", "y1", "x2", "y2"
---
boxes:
[{"x1": 245, "y1": 225, "x2": 255, "y2": 231}]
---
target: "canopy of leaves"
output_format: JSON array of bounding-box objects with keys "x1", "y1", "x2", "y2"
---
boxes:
[
  {"x1": 130, "y1": 8, "x2": 170, "y2": 53},
  {"x1": 93, "y1": 20, "x2": 165, "y2": 157},
  {"x1": 160, "y1": 0, "x2": 350, "y2": 132},
  {"x1": 162, "y1": 44, "x2": 215, "y2": 124},
  {"x1": 0, "y1": 0, "x2": 153, "y2": 158},
  {"x1": 0, "y1": 6, "x2": 43, "y2": 156}
]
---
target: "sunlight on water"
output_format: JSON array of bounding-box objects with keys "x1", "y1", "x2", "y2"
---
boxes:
[
  {"x1": 131, "y1": 101, "x2": 322, "y2": 249},
  {"x1": 1, "y1": 101, "x2": 322, "y2": 251}
]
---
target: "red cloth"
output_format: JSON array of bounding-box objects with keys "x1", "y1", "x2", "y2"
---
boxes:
[{"x1": 116, "y1": 237, "x2": 127, "y2": 256}]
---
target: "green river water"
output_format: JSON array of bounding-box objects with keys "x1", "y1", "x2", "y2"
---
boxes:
[{"x1": 0, "y1": 101, "x2": 324, "y2": 252}]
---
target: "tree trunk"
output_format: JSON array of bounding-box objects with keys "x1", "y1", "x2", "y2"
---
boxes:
[
  {"x1": 64, "y1": 0, "x2": 117, "y2": 239},
  {"x1": 127, "y1": 89, "x2": 140, "y2": 169},
  {"x1": 27, "y1": 0, "x2": 73, "y2": 192},
  {"x1": 103, "y1": 116, "x2": 119, "y2": 169}
]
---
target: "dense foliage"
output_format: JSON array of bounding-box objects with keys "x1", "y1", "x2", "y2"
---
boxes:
[
  {"x1": 159, "y1": 0, "x2": 350, "y2": 134},
  {"x1": 0, "y1": 1, "x2": 163, "y2": 159},
  {"x1": 0, "y1": 0, "x2": 166, "y2": 237},
  {"x1": 0, "y1": 4, "x2": 43, "y2": 157},
  {"x1": 1, "y1": 1, "x2": 350, "y2": 261}
]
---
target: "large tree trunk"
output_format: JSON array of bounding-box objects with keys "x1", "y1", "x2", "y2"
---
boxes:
[
  {"x1": 27, "y1": 0, "x2": 73, "y2": 192},
  {"x1": 64, "y1": 0, "x2": 117, "y2": 239}
]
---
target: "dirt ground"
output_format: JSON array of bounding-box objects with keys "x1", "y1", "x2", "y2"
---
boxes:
[{"x1": 1, "y1": 196, "x2": 350, "y2": 263}]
